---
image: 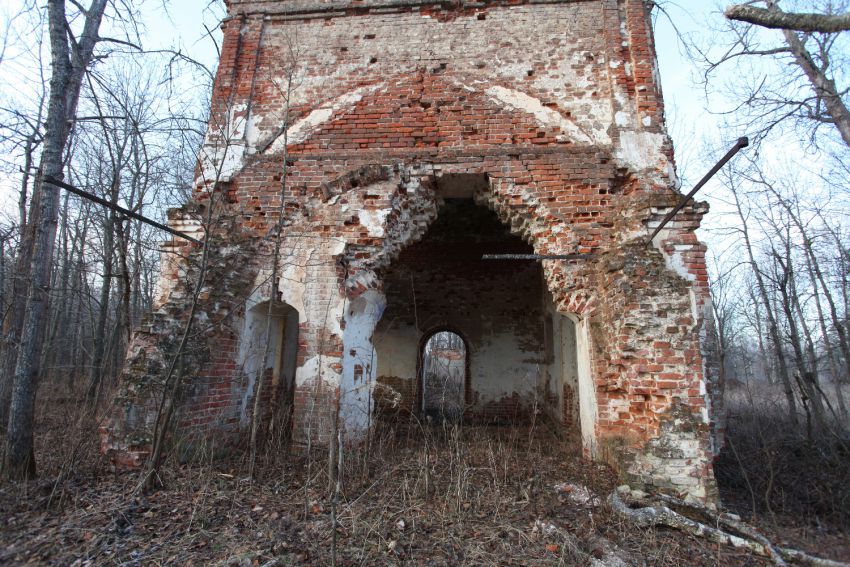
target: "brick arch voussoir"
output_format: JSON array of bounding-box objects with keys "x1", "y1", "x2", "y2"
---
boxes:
[
  {"x1": 334, "y1": 161, "x2": 603, "y2": 322},
  {"x1": 339, "y1": 167, "x2": 439, "y2": 297},
  {"x1": 270, "y1": 73, "x2": 600, "y2": 157},
  {"x1": 482, "y1": 173, "x2": 599, "y2": 319}
]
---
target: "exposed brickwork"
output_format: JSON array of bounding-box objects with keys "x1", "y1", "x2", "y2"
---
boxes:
[
  {"x1": 563, "y1": 384, "x2": 576, "y2": 428},
  {"x1": 104, "y1": 0, "x2": 722, "y2": 501}
]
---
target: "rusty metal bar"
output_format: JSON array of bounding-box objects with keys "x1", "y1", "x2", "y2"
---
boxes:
[
  {"x1": 43, "y1": 175, "x2": 202, "y2": 245},
  {"x1": 481, "y1": 253, "x2": 593, "y2": 261},
  {"x1": 647, "y1": 136, "x2": 749, "y2": 244}
]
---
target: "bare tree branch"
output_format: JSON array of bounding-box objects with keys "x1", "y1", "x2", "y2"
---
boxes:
[{"x1": 726, "y1": 5, "x2": 850, "y2": 33}]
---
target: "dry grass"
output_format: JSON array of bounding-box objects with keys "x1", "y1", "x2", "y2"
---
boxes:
[{"x1": 0, "y1": 387, "x2": 840, "y2": 565}]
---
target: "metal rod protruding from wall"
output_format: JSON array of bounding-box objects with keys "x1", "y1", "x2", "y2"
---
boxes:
[
  {"x1": 647, "y1": 136, "x2": 749, "y2": 244},
  {"x1": 43, "y1": 175, "x2": 203, "y2": 245},
  {"x1": 481, "y1": 253, "x2": 594, "y2": 261}
]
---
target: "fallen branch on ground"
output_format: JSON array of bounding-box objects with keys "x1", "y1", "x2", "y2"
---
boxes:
[{"x1": 609, "y1": 487, "x2": 849, "y2": 567}]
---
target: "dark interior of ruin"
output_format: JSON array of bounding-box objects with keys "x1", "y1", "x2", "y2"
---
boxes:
[{"x1": 373, "y1": 195, "x2": 559, "y2": 424}]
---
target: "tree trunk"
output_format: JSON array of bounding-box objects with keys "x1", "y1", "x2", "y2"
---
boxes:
[
  {"x1": 731, "y1": 189, "x2": 799, "y2": 425},
  {"x1": 767, "y1": 2, "x2": 850, "y2": 148},
  {"x1": 780, "y1": 247, "x2": 827, "y2": 426},
  {"x1": 748, "y1": 288, "x2": 772, "y2": 383},
  {"x1": 4, "y1": 0, "x2": 108, "y2": 480},
  {"x1": 0, "y1": 198, "x2": 38, "y2": 431},
  {"x1": 85, "y1": 206, "x2": 115, "y2": 403},
  {"x1": 115, "y1": 217, "x2": 132, "y2": 348},
  {"x1": 726, "y1": 5, "x2": 850, "y2": 33},
  {"x1": 2, "y1": 128, "x2": 42, "y2": 417}
]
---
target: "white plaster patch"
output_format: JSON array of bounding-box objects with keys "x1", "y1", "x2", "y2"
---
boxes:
[
  {"x1": 339, "y1": 289, "x2": 386, "y2": 439},
  {"x1": 485, "y1": 86, "x2": 596, "y2": 145},
  {"x1": 497, "y1": 62, "x2": 532, "y2": 81},
  {"x1": 614, "y1": 130, "x2": 666, "y2": 172},
  {"x1": 279, "y1": 261, "x2": 307, "y2": 316},
  {"x1": 195, "y1": 103, "x2": 251, "y2": 186},
  {"x1": 650, "y1": 241, "x2": 696, "y2": 288},
  {"x1": 237, "y1": 309, "x2": 263, "y2": 424},
  {"x1": 244, "y1": 110, "x2": 264, "y2": 149},
  {"x1": 575, "y1": 317, "x2": 598, "y2": 457},
  {"x1": 359, "y1": 208, "x2": 390, "y2": 237},
  {"x1": 346, "y1": 269, "x2": 380, "y2": 294},
  {"x1": 265, "y1": 85, "x2": 381, "y2": 154},
  {"x1": 153, "y1": 214, "x2": 204, "y2": 307},
  {"x1": 278, "y1": 237, "x2": 346, "y2": 328},
  {"x1": 197, "y1": 141, "x2": 246, "y2": 186},
  {"x1": 296, "y1": 355, "x2": 341, "y2": 388},
  {"x1": 373, "y1": 324, "x2": 419, "y2": 384},
  {"x1": 471, "y1": 333, "x2": 539, "y2": 403}
]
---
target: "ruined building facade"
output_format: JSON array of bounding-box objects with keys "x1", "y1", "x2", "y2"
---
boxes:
[{"x1": 104, "y1": 0, "x2": 722, "y2": 500}]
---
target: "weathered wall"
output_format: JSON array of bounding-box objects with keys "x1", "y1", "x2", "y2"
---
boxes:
[
  {"x1": 104, "y1": 0, "x2": 722, "y2": 501},
  {"x1": 543, "y1": 308, "x2": 580, "y2": 428}
]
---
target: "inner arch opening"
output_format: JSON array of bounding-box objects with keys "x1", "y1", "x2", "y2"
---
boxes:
[
  {"x1": 372, "y1": 195, "x2": 554, "y2": 425},
  {"x1": 239, "y1": 300, "x2": 300, "y2": 431}
]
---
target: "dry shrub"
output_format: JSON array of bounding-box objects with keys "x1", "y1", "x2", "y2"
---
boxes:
[
  {"x1": 715, "y1": 379, "x2": 850, "y2": 530},
  {"x1": 0, "y1": 388, "x2": 836, "y2": 565}
]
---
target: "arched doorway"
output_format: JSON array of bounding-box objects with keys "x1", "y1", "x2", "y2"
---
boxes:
[
  {"x1": 420, "y1": 330, "x2": 468, "y2": 423},
  {"x1": 239, "y1": 300, "x2": 300, "y2": 429},
  {"x1": 372, "y1": 184, "x2": 547, "y2": 425}
]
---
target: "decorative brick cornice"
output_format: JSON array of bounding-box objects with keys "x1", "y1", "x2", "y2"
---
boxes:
[{"x1": 226, "y1": 0, "x2": 598, "y2": 19}]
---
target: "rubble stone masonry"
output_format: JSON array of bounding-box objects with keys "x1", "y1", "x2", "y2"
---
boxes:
[{"x1": 103, "y1": 0, "x2": 723, "y2": 501}]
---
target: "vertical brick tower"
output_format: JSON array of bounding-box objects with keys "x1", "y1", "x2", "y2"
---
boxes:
[{"x1": 104, "y1": 0, "x2": 722, "y2": 501}]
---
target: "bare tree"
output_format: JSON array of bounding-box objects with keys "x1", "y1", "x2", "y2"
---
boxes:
[
  {"x1": 709, "y1": 255, "x2": 744, "y2": 392},
  {"x1": 768, "y1": 221, "x2": 827, "y2": 430},
  {"x1": 727, "y1": 169, "x2": 800, "y2": 425},
  {"x1": 0, "y1": 3, "x2": 48, "y2": 431},
  {"x1": 4, "y1": 0, "x2": 109, "y2": 480},
  {"x1": 756, "y1": 170, "x2": 850, "y2": 414},
  {"x1": 696, "y1": 1, "x2": 850, "y2": 150},
  {"x1": 78, "y1": 62, "x2": 167, "y2": 403}
]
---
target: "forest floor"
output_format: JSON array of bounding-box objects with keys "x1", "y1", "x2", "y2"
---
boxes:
[{"x1": 0, "y1": 393, "x2": 847, "y2": 566}]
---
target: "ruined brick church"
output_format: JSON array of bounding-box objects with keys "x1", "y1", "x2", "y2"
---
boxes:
[{"x1": 104, "y1": 0, "x2": 722, "y2": 500}]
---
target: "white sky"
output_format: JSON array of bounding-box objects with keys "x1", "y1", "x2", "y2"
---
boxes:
[{"x1": 655, "y1": 2, "x2": 739, "y2": 182}]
